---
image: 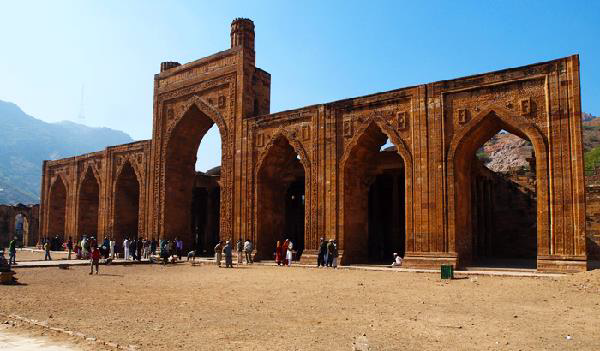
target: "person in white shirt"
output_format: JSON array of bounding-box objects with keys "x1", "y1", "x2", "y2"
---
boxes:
[
  {"x1": 286, "y1": 240, "x2": 293, "y2": 266},
  {"x1": 109, "y1": 238, "x2": 116, "y2": 259},
  {"x1": 391, "y1": 253, "x2": 402, "y2": 267},
  {"x1": 123, "y1": 238, "x2": 130, "y2": 260}
]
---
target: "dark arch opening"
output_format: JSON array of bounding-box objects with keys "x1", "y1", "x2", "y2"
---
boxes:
[
  {"x1": 343, "y1": 123, "x2": 406, "y2": 264},
  {"x1": 114, "y1": 161, "x2": 140, "y2": 243},
  {"x1": 164, "y1": 104, "x2": 222, "y2": 251},
  {"x1": 48, "y1": 177, "x2": 67, "y2": 241},
  {"x1": 77, "y1": 168, "x2": 100, "y2": 240},
  {"x1": 454, "y1": 112, "x2": 538, "y2": 268},
  {"x1": 256, "y1": 135, "x2": 306, "y2": 261}
]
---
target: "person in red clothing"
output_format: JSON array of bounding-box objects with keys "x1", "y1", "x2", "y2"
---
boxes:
[
  {"x1": 90, "y1": 245, "x2": 100, "y2": 275},
  {"x1": 275, "y1": 241, "x2": 283, "y2": 266}
]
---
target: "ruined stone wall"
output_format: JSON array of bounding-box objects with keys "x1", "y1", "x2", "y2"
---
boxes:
[
  {"x1": 40, "y1": 140, "x2": 151, "y2": 242},
  {"x1": 0, "y1": 204, "x2": 39, "y2": 247},
  {"x1": 40, "y1": 19, "x2": 586, "y2": 272}
]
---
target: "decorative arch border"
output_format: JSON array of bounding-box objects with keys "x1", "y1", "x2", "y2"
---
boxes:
[
  {"x1": 74, "y1": 162, "x2": 102, "y2": 238},
  {"x1": 110, "y1": 159, "x2": 144, "y2": 238},
  {"x1": 46, "y1": 172, "x2": 69, "y2": 237},
  {"x1": 446, "y1": 105, "x2": 550, "y2": 259},
  {"x1": 338, "y1": 116, "x2": 414, "y2": 258},
  {"x1": 253, "y1": 127, "x2": 312, "y2": 256},
  {"x1": 158, "y1": 96, "x2": 233, "y2": 239}
]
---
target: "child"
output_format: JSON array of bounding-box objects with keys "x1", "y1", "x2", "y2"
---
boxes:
[{"x1": 90, "y1": 245, "x2": 100, "y2": 275}]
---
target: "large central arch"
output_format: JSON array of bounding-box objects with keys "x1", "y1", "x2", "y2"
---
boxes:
[
  {"x1": 448, "y1": 108, "x2": 550, "y2": 266},
  {"x1": 162, "y1": 101, "x2": 227, "y2": 248}
]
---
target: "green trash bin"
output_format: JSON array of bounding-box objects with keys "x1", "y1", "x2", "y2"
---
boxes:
[{"x1": 441, "y1": 264, "x2": 454, "y2": 279}]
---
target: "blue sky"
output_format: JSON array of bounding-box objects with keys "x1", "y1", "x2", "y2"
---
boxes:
[{"x1": 1, "y1": 0, "x2": 598, "y2": 171}]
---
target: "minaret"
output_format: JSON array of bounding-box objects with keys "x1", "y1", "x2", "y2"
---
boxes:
[{"x1": 230, "y1": 18, "x2": 255, "y2": 53}]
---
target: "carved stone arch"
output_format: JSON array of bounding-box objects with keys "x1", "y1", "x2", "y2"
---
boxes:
[
  {"x1": 256, "y1": 127, "x2": 311, "y2": 176},
  {"x1": 78, "y1": 162, "x2": 102, "y2": 191},
  {"x1": 254, "y1": 127, "x2": 312, "y2": 260},
  {"x1": 339, "y1": 116, "x2": 414, "y2": 264},
  {"x1": 159, "y1": 94, "x2": 233, "y2": 245},
  {"x1": 446, "y1": 105, "x2": 550, "y2": 264}
]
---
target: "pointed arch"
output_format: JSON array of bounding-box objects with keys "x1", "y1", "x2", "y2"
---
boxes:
[
  {"x1": 339, "y1": 118, "x2": 413, "y2": 264},
  {"x1": 447, "y1": 107, "x2": 550, "y2": 265},
  {"x1": 255, "y1": 132, "x2": 310, "y2": 260},
  {"x1": 161, "y1": 97, "x2": 229, "y2": 248},
  {"x1": 48, "y1": 175, "x2": 68, "y2": 239},
  {"x1": 76, "y1": 165, "x2": 100, "y2": 239},
  {"x1": 113, "y1": 160, "x2": 141, "y2": 243}
]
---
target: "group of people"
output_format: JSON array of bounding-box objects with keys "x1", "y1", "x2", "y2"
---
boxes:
[
  {"x1": 159, "y1": 238, "x2": 184, "y2": 264},
  {"x1": 213, "y1": 239, "x2": 255, "y2": 268},
  {"x1": 275, "y1": 239, "x2": 294, "y2": 266},
  {"x1": 317, "y1": 238, "x2": 339, "y2": 268}
]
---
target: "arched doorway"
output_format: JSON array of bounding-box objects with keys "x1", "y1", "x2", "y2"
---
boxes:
[
  {"x1": 451, "y1": 110, "x2": 546, "y2": 268},
  {"x1": 256, "y1": 135, "x2": 306, "y2": 260},
  {"x1": 48, "y1": 177, "x2": 67, "y2": 240},
  {"x1": 343, "y1": 123, "x2": 406, "y2": 264},
  {"x1": 114, "y1": 161, "x2": 140, "y2": 243},
  {"x1": 164, "y1": 103, "x2": 223, "y2": 250},
  {"x1": 77, "y1": 168, "x2": 100, "y2": 239},
  {"x1": 14, "y1": 213, "x2": 26, "y2": 246}
]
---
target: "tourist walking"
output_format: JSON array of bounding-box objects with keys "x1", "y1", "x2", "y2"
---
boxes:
[
  {"x1": 223, "y1": 240, "x2": 233, "y2": 268},
  {"x1": 243, "y1": 239, "x2": 253, "y2": 264},
  {"x1": 317, "y1": 237, "x2": 326, "y2": 267},
  {"x1": 214, "y1": 241, "x2": 223, "y2": 267},
  {"x1": 44, "y1": 240, "x2": 52, "y2": 261},
  {"x1": 286, "y1": 239, "x2": 294, "y2": 266},
  {"x1": 8, "y1": 237, "x2": 16, "y2": 265},
  {"x1": 123, "y1": 238, "x2": 130, "y2": 260},
  {"x1": 236, "y1": 239, "x2": 243, "y2": 265},
  {"x1": 327, "y1": 239, "x2": 335, "y2": 267},
  {"x1": 275, "y1": 241, "x2": 283, "y2": 266},
  {"x1": 90, "y1": 245, "x2": 100, "y2": 275}
]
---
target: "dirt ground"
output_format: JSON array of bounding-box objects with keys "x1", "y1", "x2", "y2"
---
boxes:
[
  {"x1": 0, "y1": 263, "x2": 599, "y2": 350},
  {"x1": 11, "y1": 250, "x2": 69, "y2": 262}
]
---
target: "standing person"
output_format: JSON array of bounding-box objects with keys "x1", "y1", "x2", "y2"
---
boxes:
[
  {"x1": 244, "y1": 239, "x2": 253, "y2": 264},
  {"x1": 326, "y1": 239, "x2": 335, "y2": 267},
  {"x1": 275, "y1": 241, "x2": 283, "y2": 266},
  {"x1": 282, "y1": 239, "x2": 289, "y2": 265},
  {"x1": 142, "y1": 238, "x2": 149, "y2": 259},
  {"x1": 176, "y1": 238, "x2": 183, "y2": 260},
  {"x1": 44, "y1": 240, "x2": 52, "y2": 261},
  {"x1": 89, "y1": 244, "x2": 100, "y2": 275},
  {"x1": 102, "y1": 237, "x2": 110, "y2": 259},
  {"x1": 214, "y1": 241, "x2": 223, "y2": 267},
  {"x1": 332, "y1": 240, "x2": 339, "y2": 268},
  {"x1": 8, "y1": 237, "x2": 16, "y2": 265},
  {"x1": 223, "y1": 241, "x2": 233, "y2": 268},
  {"x1": 67, "y1": 237, "x2": 73, "y2": 260},
  {"x1": 81, "y1": 236, "x2": 89, "y2": 259},
  {"x1": 286, "y1": 240, "x2": 294, "y2": 267},
  {"x1": 136, "y1": 238, "x2": 142, "y2": 261},
  {"x1": 317, "y1": 238, "x2": 326, "y2": 267},
  {"x1": 123, "y1": 238, "x2": 130, "y2": 260},
  {"x1": 109, "y1": 237, "x2": 116, "y2": 259},
  {"x1": 236, "y1": 239, "x2": 243, "y2": 265},
  {"x1": 151, "y1": 239, "x2": 157, "y2": 256},
  {"x1": 160, "y1": 239, "x2": 168, "y2": 265},
  {"x1": 167, "y1": 240, "x2": 174, "y2": 261}
]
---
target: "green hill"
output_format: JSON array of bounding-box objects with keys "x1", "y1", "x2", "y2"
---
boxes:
[{"x1": 0, "y1": 100, "x2": 133, "y2": 204}]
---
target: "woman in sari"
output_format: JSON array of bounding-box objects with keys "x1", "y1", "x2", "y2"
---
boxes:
[
  {"x1": 275, "y1": 241, "x2": 283, "y2": 266},
  {"x1": 282, "y1": 239, "x2": 289, "y2": 265}
]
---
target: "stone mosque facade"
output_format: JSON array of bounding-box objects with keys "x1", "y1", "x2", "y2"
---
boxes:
[{"x1": 40, "y1": 19, "x2": 588, "y2": 272}]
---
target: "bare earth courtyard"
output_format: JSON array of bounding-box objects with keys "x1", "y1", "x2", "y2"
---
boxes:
[{"x1": 0, "y1": 263, "x2": 599, "y2": 350}]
